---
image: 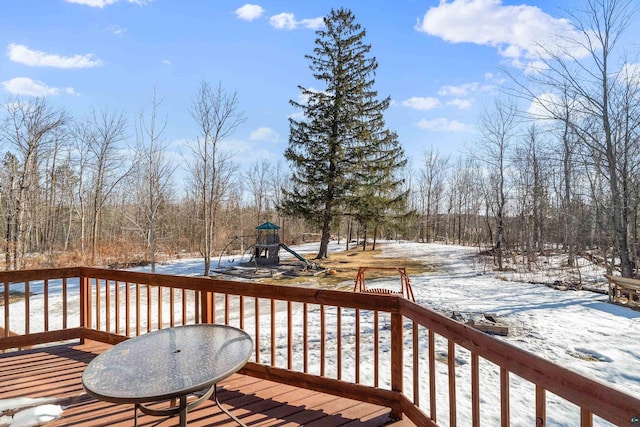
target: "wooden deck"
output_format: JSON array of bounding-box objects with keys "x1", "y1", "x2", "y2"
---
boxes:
[{"x1": 0, "y1": 341, "x2": 414, "y2": 427}]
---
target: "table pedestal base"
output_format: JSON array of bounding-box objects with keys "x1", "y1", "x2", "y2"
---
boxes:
[{"x1": 134, "y1": 385, "x2": 246, "y2": 427}]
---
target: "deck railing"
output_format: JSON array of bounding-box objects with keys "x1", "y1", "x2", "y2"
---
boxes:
[{"x1": 1, "y1": 267, "x2": 639, "y2": 427}]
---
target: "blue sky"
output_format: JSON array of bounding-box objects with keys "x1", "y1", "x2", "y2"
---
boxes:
[{"x1": 2, "y1": 0, "x2": 639, "y2": 172}]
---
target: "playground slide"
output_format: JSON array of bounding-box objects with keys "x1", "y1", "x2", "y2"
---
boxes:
[{"x1": 279, "y1": 243, "x2": 310, "y2": 265}]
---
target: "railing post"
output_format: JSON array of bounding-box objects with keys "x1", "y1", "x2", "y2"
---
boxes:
[
  {"x1": 200, "y1": 291, "x2": 214, "y2": 324},
  {"x1": 79, "y1": 274, "x2": 89, "y2": 344},
  {"x1": 536, "y1": 385, "x2": 546, "y2": 426},
  {"x1": 391, "y1": 312, "x2": 403, "y2": 420}
]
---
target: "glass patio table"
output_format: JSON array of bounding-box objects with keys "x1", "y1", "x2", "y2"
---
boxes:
[{"x1": 82, "y1": 324, "x2": 253, "y2": 427}]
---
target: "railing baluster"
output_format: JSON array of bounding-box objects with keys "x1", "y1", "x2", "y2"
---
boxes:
[
  {"x1": 95, "y1": 279, "x2": 100, "y2": 331},
  {"x1": 287, "y1": 301, "x2": 292, "y2": 370},
  {"x1": 43, "y1": 279, "x2": 49, "y2": 332},
  {"x1": 255, "y1": 298, "x2": 260, "y2": 363},
  {"x1": 62, "y1": 278, "x2": 67, "y2": 330},
  {"x1": 374, "y1": 310, "x2": 379, "y2": 387},
  {"x1": 240, "y1": 295, "x2": 245, "y2": 330},
  {"x1": 472, "y1": 353, "x2": 480, "y2": 427},
  {"x1": 448, "y1": 339, "x2": 457, "y2": 427},
  {"x1": 271, "y1": 299, "x2": 276, "y2": 367},
  {"x1": 303, "y1": 302, "x2": 308, "y2": 373},
  {"x1": 157, "y1": 286, "x2": 162, "y2": 329},
  {"x1": 536, "y1": 385, "x2": 546, "y2": 427},
  {"x1": 181, "y1": 289, "x2": 186, "y2": 325},
  {"x1": 194, "y1": 290, "x2": 200, "y2": 324},
  {"x1": 24, "y1": 281, "x2": 30, "y2": 334},
  {"x1": 169, "y1": 287, "x2": 175, "y2": 327},
  {"x1": 413, "y1": 321, "x2": 419, "y2": 405},
  {"x1": 115, "y1": 281, "x2": 120, "y2": 334},
  {"x1": 146, "y1": 284, "x2": 152, "y2": 332},
  {"x1": 224, "y1": 293, "x2": 229, "y2": 325},
  {"x1": 211, "y1": 291, "x2": 216, "y2": 324},
  {"x1": 125, "y1": 282, "x2": 131, "y2": 337},
  {"x1": 320, "y1": 304, "x2": 326, "y2": 377},
  {"x1": 135, "y1": 283, "x2": 141, "y2": 336},
  {"x1": 390, "y1": 312, "x2": 403, "y2": 420},
  {"x1": 88, "y1": 277, "x2": 93, "y2": 330},
  {"x1": 337, "y1": 306, "x2": 342, "y2": 380},
  {"x1": 105, "y1": 280, "x2": 110, "y2": 333},
  {"x1": 355, "y1": 308, "x2": 360, "y2": 384},
  {"x1": 429, "y1": 329, "x2": 436, "y2": 423},
  {"x1": 3, "y1": 282, "x2": 8, "y2": 338},
  {"x1": 501, "y1": 367, "x2": 510, "y2": 427}
]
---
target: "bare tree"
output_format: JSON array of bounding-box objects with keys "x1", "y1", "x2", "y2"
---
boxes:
[
  {"x1": 477, "y1": 98, "x2": 520, "y2": 270},
  {"x1": 245, "y1": 160, "x2": 271, "y2": 224},
  {"x1": 86, "y1": 109, "x2": 131, "y2": 265},
  {"x1": 418, "y1": 147, "x2": 449, "y2": 243},
  {"x1": 70, "y1": 120, "x2": 94, "y2": 256},
  {"x1": 512, "y1": 125, "x2": 548, "y2": 267},
  {"x1": 129, "y1": 88, "x2": 175, "y2": 272},
  {"x1": 187, "y1": 81, "x2": 245, "y2": 276},
  {"x1": 0, "y1": 97, "x2": 68, "y2": 269}
]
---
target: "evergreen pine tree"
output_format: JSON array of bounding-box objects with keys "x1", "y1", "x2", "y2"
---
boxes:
[{"x1": 282, "y1": 7, "x2": 407, "y2": 259}]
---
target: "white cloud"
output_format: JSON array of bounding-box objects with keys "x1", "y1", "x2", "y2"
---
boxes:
[
  {"x1": 526, "y1": 92, "x2": 565, "y2": 121},
  {"x1": 296, "y1": 86, "x2": 328, "y2": 106},
  {"x1": 235, "y1": 4, "x2": 264, "y2": 21},
  {"x1": 620, "y1": 63, "x2": 640, "y2": 86},
  {"x1": 107, "y1": 24, "x2": 127, "y2": 35},
  {"x1": 416, "y1": 0, "x2": 589, "y2": 69},
  {"x1": 249, "y1": 127, "x2": 280, "y2": 142},
  {"x1": 300, "y1": 17, "x2": 325, "y2": 30},
  {"x1": 446, "y1": 99, "x2": 473, "y2": 110},
  {"x1": 2, "y1": 77, "x2": 75, "y2": 97},
  {"x1": 402, "y1": 96, "x2": 441, "y2": 111},
  {"x1": 162, "y1": 59, "x2": 171, "y2": 65},
  {"x1": 270, "y1": 13, "x2": 297, "y2": 30},
  {"x1": 288, "y1": 111, "x2": 305, "y2": 121},
  {"x1": 66, "y1": 0, "x2": 150, "y2": 7},
  {"x1": 438, "y1": 82, "x2": 495, "y2": 97},
  {"x1": 269, "y1": 13, "x2": 324, "y2": 30},
  {"x1": 417, "y1": 118, "x2": 473, "y2": 132},
  {"x1": 439, "y1": 83, "x2": 475, "y2": 97},
  {"x1": 8, "y1": 43, "x2": 103, "y2": 68}
]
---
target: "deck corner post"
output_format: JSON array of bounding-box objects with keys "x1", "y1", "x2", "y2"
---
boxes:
[
  {"x1": 391, "y1": 311, "x2": 404, "y2": 420},
  {"x1": 201, "y1": 291, "x2": 214, "y2": 324},
  {"x1": 79, "y1": 274, "x2": 89, "y2": 344}
]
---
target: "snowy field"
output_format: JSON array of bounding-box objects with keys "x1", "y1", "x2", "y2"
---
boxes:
[{"x1": 2, "y1": 241, "x2": 639, "y2": 426}]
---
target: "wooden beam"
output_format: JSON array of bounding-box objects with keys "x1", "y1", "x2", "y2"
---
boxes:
[
  {"x1": 0, "y1": 328, "x2": 83, "y2": 350},
  {"x1": 241, "y1": 362, "x2": 401, "y2": 414}
]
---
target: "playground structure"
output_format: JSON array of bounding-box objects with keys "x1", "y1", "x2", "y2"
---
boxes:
[
  {"x1": 251, "y1": 222, "x2": 316, "y2": 269},
  {"x1": 353, "y1": 266, "x2": 415, "y2": 302},
  {"x1": 215, "y1": 222, "x2": 319, "y2": 277},
  {"x1": 253, "y1": 221, "x2": 281, "y2": 265}
]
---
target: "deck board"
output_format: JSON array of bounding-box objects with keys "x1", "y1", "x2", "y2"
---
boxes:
[{"x1": 0, "y1": 341, "x2": 415, "y2": 426}]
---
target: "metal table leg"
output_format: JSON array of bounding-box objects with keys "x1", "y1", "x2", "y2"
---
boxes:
[{"x1": 213, "y1": 386, "x2": 246, "y2": 427}]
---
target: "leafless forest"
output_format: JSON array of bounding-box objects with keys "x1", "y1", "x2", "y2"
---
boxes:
[{"x1": 1, "y1": 0, "x2": 639, "y2": 278}]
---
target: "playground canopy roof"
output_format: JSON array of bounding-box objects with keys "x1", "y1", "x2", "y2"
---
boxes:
[{"x1": 255, "y1": 221, "x2": 280, "y2": 230}]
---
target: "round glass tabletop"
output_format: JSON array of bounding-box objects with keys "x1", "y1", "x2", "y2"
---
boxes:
[{"x1": 82, "y1": 324, "x2": 253, "y2": 404}]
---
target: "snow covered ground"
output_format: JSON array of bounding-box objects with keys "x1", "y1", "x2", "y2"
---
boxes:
[
  {"x1": 2, "y1": 241, "x2": 638, "y2": 426},
  {"x1": 376, "y1": 242, "x2": 639, "y2": 426}
]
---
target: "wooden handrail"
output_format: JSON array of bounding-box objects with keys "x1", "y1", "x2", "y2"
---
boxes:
[{"x1": 1, "y1": 267, "x2": 639, "y2": 426}]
